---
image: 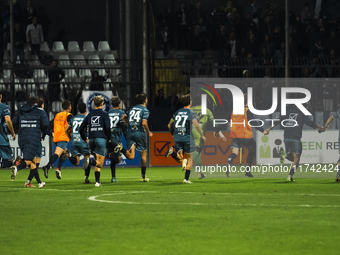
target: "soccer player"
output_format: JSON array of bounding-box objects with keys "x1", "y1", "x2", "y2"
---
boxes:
[
  {"x1": 107, "y1": 96, "x2": 136, "y2": 182},
  {"x1": 0, "y1": 93, "x2": 16, "y2": 171},
  {"x1": 165, "y1": 94, "x2": 206, "y2": 183},
  {"x1": 42, "y1": 100, "x2": 72, "y2": 179},
  {"x1": 320, "y1": 107, "x2": 340, "y2": 181},
  {"x1": 124, "y1": 93, "x2": 153, "y2": 182},
  {"x1": 64, "y1": 103, "x2": 92, "y2": 184},
  {"x1": 265, "y1": 105, "x2": 324, "y2": 182},
  {"x1": 226, "y1": 94, "x2": 269, "y2": 178},
  {"x1": 11, "y1": 96, "x2": 49, "y2": 188},
  {"x1": 191, "y1": 95, "x2": 227, "y2": 179},
  {"x1": 79, "y1": 95, "x2": 111, "y2": 187}
]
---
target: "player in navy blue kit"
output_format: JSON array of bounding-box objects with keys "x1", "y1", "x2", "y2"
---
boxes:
[
  {"x1": 321, "y1": 106, "x2": 340, "y2": 181},
  {"x1": 11, "y1": 97, "x2": 49, "y2": 188},
  {"x1": 165, "y1": 94, "x2": 206, "y2": 183},
  {"x1": 107, "y1": 96, "x2": 136, "y2": 182},
  {"x1": 265, "y1": 105, "x2": 325, "y2": 182},
  {"x1": 64, "y1": 103, "x2": 92, "y2": 184},
  {"x1": 0, "y1": 93, "x2": 16, "y2": 171},
  {"x1": 79, "y1": 95, "x2": 111, "y2": 187},
  {"x1": 125, "y1": 93, "x2": 153, "y2": 182}
]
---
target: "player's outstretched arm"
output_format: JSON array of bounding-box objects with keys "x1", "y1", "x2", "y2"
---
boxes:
[
  {"x1": 142, "y1": 119, "x2": 153, "y2": 137},
  {"x1": 65, "y1": 124, "x2": 72, "y2": 140},
  {"x1": 193, "y1": 119, "x2": 206, "y2": 142},
  {"x1": 5, "y1": 116, "x2": 16, "y2": 141},
  {"x1": 323, "y1": 115, "x2": 335, "y2": 131}
]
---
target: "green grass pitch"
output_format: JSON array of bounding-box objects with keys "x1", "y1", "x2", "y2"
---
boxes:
[{"x1": 0, "y1": 165, "x2": 339, "y2": 255}]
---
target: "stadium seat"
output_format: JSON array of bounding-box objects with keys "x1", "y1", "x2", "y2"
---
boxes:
[
  {"x1": 68, "y1": 41, "x2": 80, "y2": 52},
  {"x1": 58, "y1": 55, "x2": 78, "y2": 83},
  {"x1": 104, "y1": 54, "x2": 121, "y2": 79},
  {"x1": 52, "y1": 101, "x2": 62, "y2": 112},
  {"x1": 2, "y1": 52, "x2": 10, "y2": 67},
  {"x1": 52, "y1": 41, "x2": 66, "y2": 52},
  {"x1": 33, "y1": 69, "x2": 48, "y2": 90},
  {"x1": 98, "y1": 41, "x2": 111, "y2": 52},
  {"x1": 40, "y1": 42, "x2": 51, "y2": 52},
  {"x1": 24, "y1": 78, "x2": 36, "y2": 95},
  {"x1": 83, "y1": 41, "x2": 96, "y2": 52},
  {"x1": 73, "y1": 55, "x2": 92, "y2": 81},
  {"x1": 28, "y1": 55, "x2": 42, "y2": 67},
  {"x1": 88, "y1": 54, "x2": 105, "y2": 76}
]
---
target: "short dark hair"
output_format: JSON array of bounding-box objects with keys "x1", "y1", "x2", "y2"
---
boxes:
[
  {"x1": 78, "y1": 103, "x2": 86, "y2": 114},
  {"x1": 27, "y1": 96, "x2": 38, "y2": 105},
  {"x1": 38, "y1": 98, "x2": 44, "y2": 108},
  {"x1": 181, "y1": 94, "x2": 191, "y2": 107},
  {"x1": 62, "y1": 100, "x2": 71, "y2": 110},
  {"x1": 111, "y1": 96, "x2": 121, "y2": 108},
  {"x1": 135, "y1": 93, "x2": 147, "y2": 104}
]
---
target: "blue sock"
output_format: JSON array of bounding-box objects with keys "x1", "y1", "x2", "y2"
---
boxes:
[
  {"x1": 185, "y1": 170, "x2": 190, "y2": 180},
  {"x1": 90, "y1": 159, "x2": 97, "y2": 166},
  {"x1": 69, "y1": 156, "x2": 77, "y2": 165},
  {"x1": 17, "y1": 161, "x2": 27, "y2": 171},
  {"x1": 95, "y1": 171, "x2": 100, "y2": 183},
  {"x1": 141, "y1": 166, "x2": 146, "y2": 178},
  {"x1": 28, "y1": 169, "x2": 34, "y2": 181},
  {"x1": 48, "y1": 154, "x2": 59, "y2": 168},
  {"x1": 228, "y1": 153, "x2": 237, "y2": 165},
  {"x1": 111, "y1": 164, "x2": 116, "y2": 178},
  {"x1": 33, "y1": 168, "x2": 41, "y2": 183},
  {"x1": 0, "y1": 160, "x2": 12, "y2": 168}
]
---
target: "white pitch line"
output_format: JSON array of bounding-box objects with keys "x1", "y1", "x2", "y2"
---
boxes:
[
  {"x1": 0, "y1": 187, "x2": 92, "y2": 192},
  {"x1": 88, "y1": 192, "x2": 340, "y2": 208}
]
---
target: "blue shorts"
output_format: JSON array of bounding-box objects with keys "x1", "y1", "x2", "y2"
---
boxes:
[
  {"x1": 55, "y1": 141, "x2": 68, "y2": 151},
  {"x1": 71, "y1": 141, "x2": 90, "y2": 156},
  {"x1": 127, "y1": 132, "x2": 146, "y2": 151},
  {"x1": 174, "y1": 139, "x2": 195, "y2": 154},
  {"x1": 0, "y1": 145, "x2": 12, "y2": 161},
  {"x1": 89, "y1": 138, "x2": 107, "y2": 156},
  {"x1": 284, "y1": 139, "x2": 302, "y2": 154},
  {"x1": 232, "y1": 138, "x2": 254, "y2": 150},
  {"x1": 35, "y1": 142, "x2": 42, "y2": 158},
  {"x1": 20, "y1": 144, "x2": 36, "y2": 161}
]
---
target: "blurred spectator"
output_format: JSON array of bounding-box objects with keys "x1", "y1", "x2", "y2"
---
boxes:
[
  {"x1": 227, "y1": 32, "x2": 241, "y2": 58},
  {"x1": 22, "y1": 0, "x2": 37, "y2": 29},
  {"x1": 176, "y1": 3, "x2": 190, "y2": 50},
  {"x1": 301, "y1": 3, "x2": 314, "y2": 24},
  {"x1": 189, "y1": 27, "x2": 206, "y2": 71},
  {"x1": 190, "y1": 1, "x2": 205, "y2": 27},
  {"x1": 215, "y1": 25, "x2": 228, "y2": 53},
  {"x1": 155, "y1": 89, "x2": 166, "y2": 108},
  {"x1": 272, "y1": 25, "x2": 284, "y2": 49},
  {"x1": 26, "y1": 16, "x2": 44, "y2": 62},
  {"x1": 13, "y1": 23, "x2": 25, "y2": 65},
  {"x1": 63, "y1": 85, "x2": 83, "y2": 116},
  {"x1": 260, "y1": 2, "x2": 277, "y2": 20},
  {"x1": 243, "y1": 12, "x2": 258, "y2": 38},
  {"x1": 260, "y1": 15, "x2": 274, "y2": 39},
  {"x1": 160, "y1": 26, "x2": 171, "y2": 58},
  {"x1": 244, "y1": 33, "x2": 260, "y2": 57},
  {"x1": 322, "y1": 83, "x2": 334, "y2": 111},
  {"x1": 261, "y1": 34, "x2": 276, "y2": 57},
  {"x1": 47, "y1": 60, "x2": 65, "y2": 104},
  {"x1": 243, "y1": 0, "x2": 261, "y2": 26},
  {"x1": 324, "y1": 31, "x2": 339, "y2": 55},
  {"x1": 90, "y1": 71, "x2": 107, "y2": 91},
  {"x1": 166, "y1": 90, "x2": 179, "y2": 110},
  {"x1": 37, "y1": 6, "x2": 52, "y2": 41}
]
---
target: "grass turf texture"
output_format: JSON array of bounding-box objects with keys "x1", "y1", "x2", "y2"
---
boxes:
[{"x1": 0, "y1": 166, "x2": 339, "y2": 255}]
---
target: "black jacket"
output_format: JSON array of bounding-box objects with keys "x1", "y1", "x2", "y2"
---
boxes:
[{"x1": 12, "y1": 103, "x2": 49, "y2": 156}]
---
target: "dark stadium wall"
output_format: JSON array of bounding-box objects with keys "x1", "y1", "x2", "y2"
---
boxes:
[{"x1": 29, "y1": 0, "x2": 120, "y2": 52}]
